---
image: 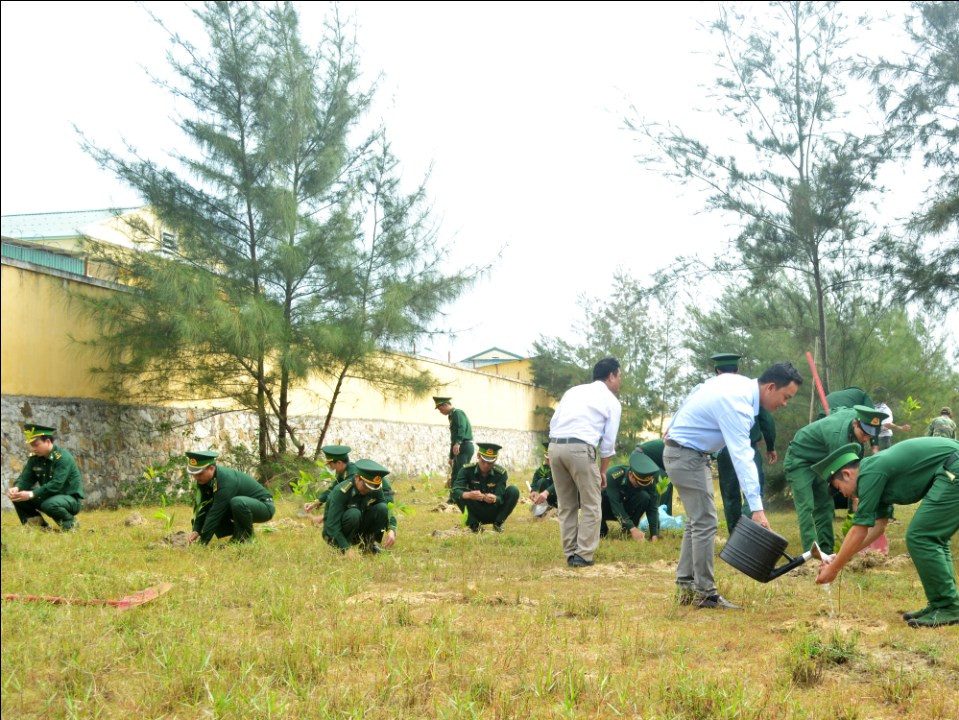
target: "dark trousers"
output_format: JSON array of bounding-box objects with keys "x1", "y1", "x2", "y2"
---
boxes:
[
  {"x1": 600, "y1": 489, "x2": 658, "y2": 537},
  {"x1": 717, "y1": 445, "x2": 765, "y2": 536},
  {"x1": 464, "y1": 485, "x2": 520, "y2": 528},
  {"x1": 448, "y1": 440, "x2": 475, "y2": 502},
  {"x1": 328, "y1": 503, "x2": 390, "y2": 547},
  {"x1": 210, "y1": 496, "x2": 275, "y2": 542},
  {"x1": 14, "y1": 494, "x2": 82, "y2": 530}
]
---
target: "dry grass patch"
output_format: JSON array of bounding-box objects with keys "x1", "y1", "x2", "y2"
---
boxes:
[{"x1": 2, "y1": 473, "x2": 957, "y2": 719}]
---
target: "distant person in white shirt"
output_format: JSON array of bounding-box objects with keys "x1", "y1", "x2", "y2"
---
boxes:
[
  {"x1": 872, "y1": 387, "x2": 911, "y2": 452},
  {"x1": 549, "y1": 357, "x2": 623, "y2": 568},
  {"x1": 665, "y1": 361, "x2": 803, "y2": 609}
]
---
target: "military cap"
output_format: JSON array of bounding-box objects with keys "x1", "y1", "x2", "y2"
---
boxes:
[
  {"x1": 629, "y1": 449, "x2": 661, "y2": 478},
  {"x1": 23, "y1": 423, "x2": 56, "y2": 443},
  {"x1": 811, "y1": 443, "x2": 862, "y2": 482},
  {"x1": 476, "y1": 442, "x2": 502, "y2": 463},
  {"x1": 321, "y1": 445, "x2": 351, "y2": 462},
  {"x1": 853, "y1": 404, "x2": 888, "y2": 437},
  {"x1": 433, "y1": 396, "x2": 452, "y2": 408},
  {"x1": 355, "y1": 459, "x2": 389, "y2": 489},
  {"x1": 186, "y1": 450, "x2": 219, "y2": 474},
  {"x1": 710, "y1": 353, "x2": 741, "y2": 370}
]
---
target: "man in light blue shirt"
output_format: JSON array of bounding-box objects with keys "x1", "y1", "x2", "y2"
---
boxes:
[
  {"x1": 665, "y1": 361, "x2": 803, "y2": 609},
  {"x1": 549, "y1": 357, "x2": 623, "y2": 567}
]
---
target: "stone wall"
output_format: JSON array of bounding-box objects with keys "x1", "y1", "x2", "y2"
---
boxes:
[{"x1": 2, "y1": 395, "x2": 543, "y2": 509}]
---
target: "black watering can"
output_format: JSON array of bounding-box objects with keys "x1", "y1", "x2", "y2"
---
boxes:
[{"x1": 719, "y1": 515, "x2": 825, "y2": 583}]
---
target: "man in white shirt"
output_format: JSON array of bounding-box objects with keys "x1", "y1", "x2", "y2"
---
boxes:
[
  {"x1": 875, "y1": 401, "x2": 911, "y2": 452},
  {"x1": 665, "y1": 361, "x2": 803, "y2": 608},
  {"x1": 549, "y1": 357, "x2": 623, "y2": 567}
]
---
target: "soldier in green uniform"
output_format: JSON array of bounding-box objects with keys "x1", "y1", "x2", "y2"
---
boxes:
[
  {"x1": 814, "y1": 437, "x2": 959, "y2": 628},
  {"x1": 637, "y1": 438, "x2": 672, "y2": 515},
  {"x1": 600, "y1": 449, "x2": 661, "y2": 541},
  {"x1": 823, "y1": 386, "x2": 874, "y2": 415},
  {"x1": 303, "y1": 445, "x2": 359, "y2": 525},
  {"x1": 529, "y1": 441, "x2": 556, "y2": 515},
  {"x1": 323, "y1": 459, "x2": 397, "y2": 553},
  {"x1": 926, "y1": 407, "x2": 956, "y2": 439},
  {"x1": 187, "y1": 451, "x2": 276, "y2": 545},
  {"x1": 716, "y1": 409, "x2": 777, "y2": 535},
  {"x1": 8, "y1": 423, "x2": 83, "y2": 531},
  {"x1": 709, "y1": 353, "x2": 777, "y2": 535},
  {"x1": 785, "y1": 405, "x2": 887, "y2": 552},
  {"x1": 451, "y1": 442, "x2": 519, "y2": 532},
  {"x1": 434, "y1": 396, "x2": 474, "y2": 503}
]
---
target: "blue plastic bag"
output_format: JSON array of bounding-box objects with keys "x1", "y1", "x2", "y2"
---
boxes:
[{"x1": 639, "y1": 504, "x2": 686, "y2": 532}]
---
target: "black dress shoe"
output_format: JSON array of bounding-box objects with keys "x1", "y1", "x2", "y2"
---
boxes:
[
  {"x1": 695, "y1": 594, "x2": 742, "y2": 610},
  {"x1": 567, "y1": 554, "x2": 594, "y2": 567}
]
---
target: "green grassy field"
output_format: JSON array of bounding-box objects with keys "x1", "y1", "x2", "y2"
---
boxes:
[{"x1": 2, "y1": 473, "x2": 957, "y2": 719}]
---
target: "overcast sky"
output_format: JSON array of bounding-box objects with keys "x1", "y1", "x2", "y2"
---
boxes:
[{"x1": 2, "y1": 1, "x2": 951, "y2": 362}]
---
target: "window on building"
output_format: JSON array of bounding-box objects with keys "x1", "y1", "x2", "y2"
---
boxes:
[{"x1": 161, "y1": 231, "x2": 177, "y2": 252}]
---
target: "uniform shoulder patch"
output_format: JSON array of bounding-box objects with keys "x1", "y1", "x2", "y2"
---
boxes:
[
  {"x1": 610, "y1": 468, "x2": 626, "y2": 481},
  {"x1": 464, "y1": 462, "x2": 477, "y2": 469},
  {"x1": 340, "y1": 483, "x2": 351, "y2": 493},
  {"x1": 50, "y1": 450, "x2": 62, "y2": 461},
  {"x1": 493, "y1": 466, "x2": 507, "y2": 477}
]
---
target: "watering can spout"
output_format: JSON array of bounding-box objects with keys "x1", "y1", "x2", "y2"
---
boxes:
[{"x1": 765, "y1": 542, "x2": 823, "y2": 581}]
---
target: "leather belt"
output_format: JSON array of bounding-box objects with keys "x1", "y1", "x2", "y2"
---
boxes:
[
  {"x1": 550, "y1": 437, "x2": 589, "y2": 445},
  {"x1": 665, "y1": 438, "x2": 709, "y2": 455}
]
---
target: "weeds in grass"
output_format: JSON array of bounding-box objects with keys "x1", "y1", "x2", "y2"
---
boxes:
[
  {"x1": 878, "y1": 664, "x2": 923, "y2": 705},
  {"x1": 784, "y1": 627, "x2": 861, "y2": 687},
  {"x1": 913, "y1": 639, "x2": 943, "y2": 666},
  {"x1": 785, "y1": 631, "x2": 826, "y2": 686},
  {"x1": 1, "y1": 473, "x2": 954, "y2": 719}
]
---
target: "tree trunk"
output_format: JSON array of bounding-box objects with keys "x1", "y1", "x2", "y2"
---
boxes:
[{"x1": 313, "y1": 362, "x2": 350, "y2": 460}]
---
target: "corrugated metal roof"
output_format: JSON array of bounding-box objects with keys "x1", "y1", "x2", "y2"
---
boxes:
[
  {"x1": 1, "y1": 208, "x2": 136, "y2": 241},
  {"x1": 2, "y1": 242, "x2": 86, "y2": 274}
]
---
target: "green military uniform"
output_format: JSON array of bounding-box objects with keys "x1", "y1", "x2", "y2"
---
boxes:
[
  {"x1": 785, "y1": 405, "x2": 886, "y2": 552},
  {"x1": 448, "y1": 407, "x2": 474, "y2": 484},
  {"x1": 638, "y1": 438, "x2": 671, "y2": 515},
  {"x1": 530, "y1": 463, "x2": 556, "y2": 506},
  {"x1": 316, "y1": 460, "x2": 358, "y2": 505},
  {"x1": 451, "y1": 443, "x2": 519, "y2": 531},
  {"x1": 927, "y1": 410, "x2": 957, "y2": 439},
  {"x1": 816, "y1": 438, "x2": 959, "y2": 627},
  {"x1": 190, "y1": 452, "x2": 275, "y2": 544},
  {"x1": 824, "y1": 386, "x2": 874, "y2": 414},
  {"x1": 601, "y1": 450, "x2": 662, "y2": 538},
  {"x1": 530, "y1": 442, "x2": 556, "y2": 509},
  {"x1": 323, "y1": 460, "x2": 396, "y2": 552},
  {"x1": 14, "y1": 424, "x2": 83, "y2": 530},
  {"x1": 716, "y1": 407, "x2": 775, "y2": 535},
  {"x1": 314, "y1": 445, "x2": 358, "y2": 508}
]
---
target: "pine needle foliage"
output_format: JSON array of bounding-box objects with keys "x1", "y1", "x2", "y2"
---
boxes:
[
  {"x1": 75, "y1": 2, "x2": 475, "y2": 465},
  {"x1": 628, "y1": 1, "x2": 899, "y2": 393}
]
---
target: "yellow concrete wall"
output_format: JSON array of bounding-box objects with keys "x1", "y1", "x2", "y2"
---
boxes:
[
  {"x1": 474, "y1": 358, "x2": 535, "y2": 383},
  {"x1": 1, "y1": 263, "x2": 113, "y2": 400},
  {"x1": 288, "y1": 357, "x2": 550, "y2": 432},
  {"x1": 2, "y1": 262, "x2": 550, "y2": 432}
]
